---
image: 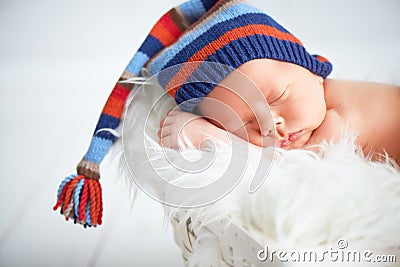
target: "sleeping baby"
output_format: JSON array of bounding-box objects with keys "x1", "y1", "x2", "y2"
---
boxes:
[
  {"x1": 158, "y1": 60, "x2": 400, "y2": 166},
  {"x1": 74, "y1": 0, "x2": 400, "y2": 182},
  {"x1": 151, "y1": 0, "x2": 400, "y2": 166},
  {"x1": 54, "y1": 0, "x2": 399, "y2": 227}
]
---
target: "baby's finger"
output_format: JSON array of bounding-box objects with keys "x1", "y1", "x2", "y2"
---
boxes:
[
  {"x1": 160, "y1": 133, "x2": 179, "y2": 149},
  {"x1": 157, "y1": 126, "x2": 162, "y2": 139},
  {"x1": 159, "y1": 124, "x2": 172, "y2": 138},
  {"x1": 159, "y1": 118, "x2": 165, "y2": 128},
  {"x1": 159, "y1": 116, "x2": 174, "y2": 128},
  {"x1": 158, "y1": 128, "x2": 170, "y2": 146}
]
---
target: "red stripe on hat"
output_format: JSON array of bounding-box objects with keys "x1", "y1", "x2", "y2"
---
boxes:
[
  {"x1": 110, "y1": 84, "x2": 131, "y2": 100},
  {"x1": 102, "y1": 84, "x2": 130, "y2": 118},
  {"x1": 166, "y1": 24, "x2": 302, "y2": 97},
  {"x1": 150, "y1": 12, "x2": 183, "y2": 47},
  {"x1": 160, "y1": 12, "x2": 182, "y2": 39}
]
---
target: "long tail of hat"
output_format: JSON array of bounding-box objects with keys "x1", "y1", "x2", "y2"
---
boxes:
[{"x1": 53, "y1": 0, "x2": 221, "y2": 227}]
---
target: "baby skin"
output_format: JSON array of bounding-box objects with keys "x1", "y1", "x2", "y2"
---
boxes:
[{"x1": 158, "y1": 59, "x2": 400, "y2": 166}]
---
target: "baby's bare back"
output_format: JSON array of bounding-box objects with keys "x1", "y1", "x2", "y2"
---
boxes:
[{"x1": 321, "y1": 79, "x2": 400, "y2": 165}]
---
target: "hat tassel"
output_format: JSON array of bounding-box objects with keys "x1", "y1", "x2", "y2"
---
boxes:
[{"x1": 53, "y1": 161, "x2": 103, "y2": 227}]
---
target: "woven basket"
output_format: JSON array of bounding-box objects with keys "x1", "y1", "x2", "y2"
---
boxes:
[{"x1": 171, "y1": 210, "x2": 283, "y2": 267}]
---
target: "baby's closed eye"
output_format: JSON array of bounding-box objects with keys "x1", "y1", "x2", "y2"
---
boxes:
[{"x1": 270, "y1": 86, "x2": 289, "y2": 106}]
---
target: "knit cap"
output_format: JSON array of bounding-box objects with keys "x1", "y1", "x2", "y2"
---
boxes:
[
  {"x1": 145, "y1": 0, "x2": 332, "y2": 112},
  {"x1": 53, "y1": 0, "x2": 332, "y2": 227}
]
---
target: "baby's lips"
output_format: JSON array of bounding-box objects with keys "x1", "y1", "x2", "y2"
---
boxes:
[
  {"x1": 278, "y1": 130, "x2": 303, "y2": 148},
  {"x1": 288, "y1": 130, "x2": 303, "y2": 141}
]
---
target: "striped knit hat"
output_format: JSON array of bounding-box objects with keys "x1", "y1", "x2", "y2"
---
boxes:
[
  {"x1": 54, "y1": 0, "x2": 332, "y2": 227},
  {"x1": 145, "y1": 0, "x2": 332, "y2": 112}
]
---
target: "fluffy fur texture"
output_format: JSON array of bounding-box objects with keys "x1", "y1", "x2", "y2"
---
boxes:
[{"x1": 112, "y1": 70, "x2": 400, "y2": 266}]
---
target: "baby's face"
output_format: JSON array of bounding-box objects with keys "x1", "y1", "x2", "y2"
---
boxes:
[{"x1": 196, "y1": 59, "x2": 327, "y2": 149}]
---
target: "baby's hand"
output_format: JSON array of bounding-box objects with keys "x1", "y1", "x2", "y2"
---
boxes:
[{"x1": 158, "y1": 109, "x2": 228, "y2": 149}]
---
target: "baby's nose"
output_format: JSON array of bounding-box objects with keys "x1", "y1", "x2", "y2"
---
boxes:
[
  {"x1": 273, "y1": 114, "x2": 284, "y2": 126},
  {"x1": 261, "y1": 129, "x2": 273, "y2": 137},
  {"x1": 273, "y1": 115, "x2": 286, "y2": 139}
]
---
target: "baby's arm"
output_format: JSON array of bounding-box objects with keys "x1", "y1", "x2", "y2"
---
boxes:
[{"x1": 158, "y1": 109, "x2": 230, "y2": 149}]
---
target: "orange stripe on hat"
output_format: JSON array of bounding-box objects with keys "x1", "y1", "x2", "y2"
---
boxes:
[
  {"x1": 150, "y1": 20, "x2": 177, "y2": 47},
  {"x1": 102, "y1": 97, "x2": 125, "y2": 119},
  {"x1": 101, "y1": 84, "x2": 130, "y2": 119},
  {"x1": 165, "y1": 24, "x2": 302, "y2": 97},
  {"x1": 150, "y1": 12, "x2": 183, "y2": 47},
  {"x1": 315, "y1": 55, "x2": 330, "y2": 63}
]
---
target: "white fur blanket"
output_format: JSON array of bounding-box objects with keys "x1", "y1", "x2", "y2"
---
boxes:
[{"x1": 116, "y1": 72, "x2": 400, "y2": 266}]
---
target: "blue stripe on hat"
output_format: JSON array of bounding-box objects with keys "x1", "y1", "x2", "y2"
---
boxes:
[
  {"x1": 138, "y1": 35, "x2": 164, "y2": 58},
  {"x1": 94, "y1": 114, "x2": 119, "y2": 141},
  {"x1": 126, "y1": 51, "x2": 149, "y2": 75},
  {"x1": 179, "y1": 0, "x2": 207, "y2": 23},
  {"x1": 84, "y1": 136, "x2": 113, "y2": 163},
  {"x1": 201, "y1": 0, "x2": 219, "y2": 11}
]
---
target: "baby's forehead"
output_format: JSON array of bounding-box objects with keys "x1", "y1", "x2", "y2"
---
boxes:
[
  {"x1": 210, "y1": 60, "x2": 284, "y2": 99},
  {"x1": 198, "y1": 84, "x2": 269, "y2": 122}
]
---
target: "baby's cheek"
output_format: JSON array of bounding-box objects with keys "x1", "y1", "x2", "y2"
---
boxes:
[
  {"x1": 300, "y1": 94, "x2": 327, "y2": 130},
  {"x1": 306, "y1": 109, "x2": 344, "y2": 147}
]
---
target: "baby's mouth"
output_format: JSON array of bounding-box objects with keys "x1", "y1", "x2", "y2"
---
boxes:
[{"x1": 278, "y1": 130, "x2": 303, "y2": 148}]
